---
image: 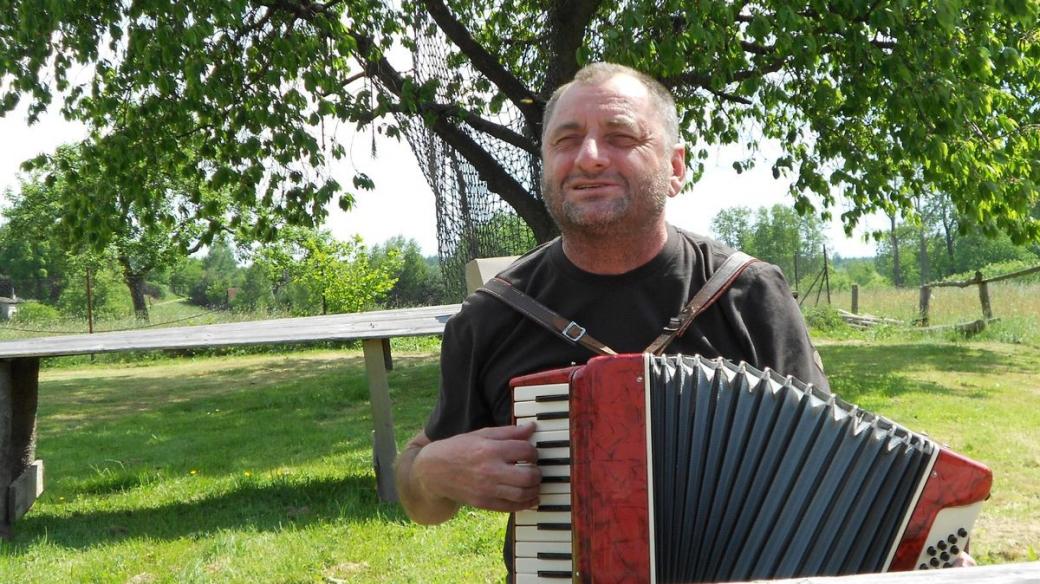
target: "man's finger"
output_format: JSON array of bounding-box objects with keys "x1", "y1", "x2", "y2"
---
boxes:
[{"x1": 475, "y1": 422, "x2": 537, "y2": 440}]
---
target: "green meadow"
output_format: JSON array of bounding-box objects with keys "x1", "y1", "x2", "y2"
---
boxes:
[{"x1": 0, "y1": 296, "x2": 1038, "y2": 581}]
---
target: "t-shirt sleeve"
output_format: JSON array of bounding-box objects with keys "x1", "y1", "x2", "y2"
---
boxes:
[
  {"x1": 731, "y1": 263, "x2": 831, "y2": 392},
  {"x1": 424, "y1": 307, "x2": 497, "y2": 441}
]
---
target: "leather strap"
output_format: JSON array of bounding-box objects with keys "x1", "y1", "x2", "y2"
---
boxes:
[
  {"x1": 479, "y1": 277, "x2": 618, "y2": 356},
  {"x1": 645, "y1": 252, "x2": 759, "y2": 356}
]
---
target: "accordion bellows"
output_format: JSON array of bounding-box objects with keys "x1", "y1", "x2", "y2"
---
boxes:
[{"x1": 511, "y1": 354, "x2": 992, "y2": 583}]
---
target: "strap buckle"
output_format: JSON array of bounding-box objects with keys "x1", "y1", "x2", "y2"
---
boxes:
[{"x1": 562, "y1": 321, "x2": 587, "y2": 343}]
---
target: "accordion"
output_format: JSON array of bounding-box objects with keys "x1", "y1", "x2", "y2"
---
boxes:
[{"x1": 510, "y1": 354, "x2": 992, "y2": 583}]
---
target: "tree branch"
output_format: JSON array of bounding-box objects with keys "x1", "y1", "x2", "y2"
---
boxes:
[
  {"x1": 420, "y1": 0, "x2": 541, "y2": 123},
  {"x1": 707, "y1": 88, "x2": 752, "y2": 106},
  {"x1": 354, "y1": 34, "x2": 555, "y2": 241},
  {"x1": 429, "y1": 104, "x2": 539, "y2": 154}
]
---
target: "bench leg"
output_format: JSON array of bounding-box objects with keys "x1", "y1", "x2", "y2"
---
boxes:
[
  {"x1": 0, "y1": 357, "x2": 41, "y2": 538},
  {"x1": 362, "y1": 339, "x2": 399, "y2": 502}
]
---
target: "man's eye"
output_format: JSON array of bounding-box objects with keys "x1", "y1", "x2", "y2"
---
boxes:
[
  {"x1": 609, "y1": 134, "x2": 638, "y2": 146},
  {"x1": 554, "y1": 135, "x2": 581, "y2": 147}
]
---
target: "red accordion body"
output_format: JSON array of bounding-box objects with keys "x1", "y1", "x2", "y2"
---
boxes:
[{"x1": 510, "y1": 354, "x2": 992, "y2": 583}]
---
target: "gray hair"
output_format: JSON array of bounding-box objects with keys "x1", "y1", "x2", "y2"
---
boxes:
[{"x1": 541, "y1": 62, "x2": 680, "y2": 147}]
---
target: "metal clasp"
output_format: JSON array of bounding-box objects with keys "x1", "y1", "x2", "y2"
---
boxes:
[{"x1": 562, "y1": 321, "x2": 587, "y2": 342}]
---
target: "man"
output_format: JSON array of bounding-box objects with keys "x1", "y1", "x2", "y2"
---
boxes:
[{"x1": 395, "y1": 62, "x2": 828, "y2": 566}]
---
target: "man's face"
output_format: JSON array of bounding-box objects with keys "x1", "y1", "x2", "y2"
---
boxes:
[{"x1": 540, "y1": 74, "x2": 685, "y2": 236}]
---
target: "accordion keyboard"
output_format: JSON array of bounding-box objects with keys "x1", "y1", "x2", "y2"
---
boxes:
[{"x1": 513, "y1": 381, "x2": 574, "y2": 583}]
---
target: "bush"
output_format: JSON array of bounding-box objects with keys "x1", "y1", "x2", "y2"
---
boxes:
[
  {"x1": 802, "y1": 305, "x2": 850, "y2": 333},
  {"x1": 942, "y1": 259, "x2": 1040, "y2": 285},
  {"x1": 12, "y1": 300, "x2": 61, "y2": 323},
  {"x1": 143, "y1": 281, "x2": 170, "y2": 300}
]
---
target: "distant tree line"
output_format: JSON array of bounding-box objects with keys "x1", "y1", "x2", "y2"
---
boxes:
[
  {"x1": 0, "y1": 169, "x2": 452, "y2": 323},
  {"x1": 711, "y1": 196, "x2": 1040, "y2": 293},
  {"x1": 874, "y1": 192, "x2": 1040, "y2": 287}
]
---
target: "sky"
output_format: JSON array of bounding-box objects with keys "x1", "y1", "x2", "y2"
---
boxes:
[{"x1": 0, "y1": 101, "x2": 881, "y2": 259}]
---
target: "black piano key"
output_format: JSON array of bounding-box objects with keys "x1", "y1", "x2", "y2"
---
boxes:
[
  {"x1": 537, "y1": 458, "x2": 570, "y2": 466},
  {"x1": 536, "y1": 411, "x2": 569, "y2": 420},
  {"x1": 536, "y1": 571, "x2": 573, "y2": 578},
  {"x1": 536, "y1": 523, "x2": 571, "y2": 531},
  {"x1": 537, "y1": 552, "x2": 573, "y2": 560},
  {"x1": 537, "y1": 505, "x2": 571, "y2": 512},
  {"x1": 535, "y1": 393, "x2": 570, "y2": 402},
  {"x1": 536, "y1": 440, "x2": 570, "y2": 449},
  {"x1": 541, "y1": 476, "x2": 570, "y2": 484}
]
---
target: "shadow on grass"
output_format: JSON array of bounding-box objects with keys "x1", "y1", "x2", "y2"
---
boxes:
[
  {"x1": 818, "y1": 343, "x2": 1008, "y2": 403},
  {"x1": 5, "y1": 474, "x2": 410, "y2": 550},
  {"x1": 18, "y1": 351, "x2": 443, "y2": 554}
]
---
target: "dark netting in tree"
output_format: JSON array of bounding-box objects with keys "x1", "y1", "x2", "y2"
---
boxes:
[{"x1": 388, "y1": 10, "x2": 544, "y2": 301}]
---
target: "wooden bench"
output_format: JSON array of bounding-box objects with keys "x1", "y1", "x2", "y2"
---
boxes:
[{"x1": 0, "y1": 303, "x2": 462, "y2": 537}]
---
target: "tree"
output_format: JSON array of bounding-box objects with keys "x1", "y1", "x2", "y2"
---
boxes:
[
  {"x1": 184, "y1": 240, "x2": 245, "y2": 307},
  {"x1": 5, "y1": 144, "x2": 241, "y2": 320},
  {"x1": 710, "y1": 206, "x2": 753, "y2": 250},
  {"x1": 2, "y1": 1, "x2": 1037, "y2": 260},
  {"x1": 56, "y1": 252, "x2": 133, "y2": 321},
  {"x1": 254, "y1": 228, "x2": 400, "y2": 315},
  {"x1": 370, "y1": 236, "x2": 450, "y2": 307},
  {"x1": 710, "y1": 204, "x2": 826, "y2": 289},
  {"x1": 0, "y1": 186, "x2": 67, "y2": 303}
]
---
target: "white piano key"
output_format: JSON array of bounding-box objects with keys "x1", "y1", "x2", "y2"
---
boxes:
[
  {"x1": 517, "y1": 415, "x2": 568, "y2": 432},
  {"x1": 537, "y1": 446, "x2": 569, "y2": 459},
  {"x1": 515, "y1": 541, "x2": 572, "y2": 558},
  {"x1": 539, "y1": 464, "x2": 570, "y2": 478},
  {"x1": 516, "y1": 557, "x2": 573, "y2": 573},
  {"x1": 539, "y1": 481, "x2": 570, "y2": 495},
  {"x1": 531, "y1": 429, "x2": 569, "y2": 445},
  {"x1": 516, "y1": 509, "x2": 571, "y2": 525},
  {"x1": 513, "y1": 383, "x2": 569, "y2": 402},
  {"x1": 514, "y1": 399, "x2": 570, "y2": 417},
  {"x1": 535, "y1": 493, "x2": 570, "y2": 507},
  {"x1": 515, "y1": 526, "x2": 572, "y2": 542}
]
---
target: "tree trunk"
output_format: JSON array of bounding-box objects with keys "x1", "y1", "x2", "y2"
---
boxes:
[
  {"x1": 126, "y1": 273, "x2": 150, "y2": 321},
  {"x1": 118, "y1": 256, "x2": 150, "y2": 321},
  {"x1": 918, "y1": 223, "x2": 930, "y2": 286},
  {"x1": 889, "y1": 213, "x2": 903, "y2": 287}
]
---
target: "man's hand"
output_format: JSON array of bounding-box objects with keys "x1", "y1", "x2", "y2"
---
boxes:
[
  {"x1": 395, "y1": 424, "x2": 542, "y2": 524},
  {"x1": 415, "y1": 423, "x2": 542, "y2": 512}
]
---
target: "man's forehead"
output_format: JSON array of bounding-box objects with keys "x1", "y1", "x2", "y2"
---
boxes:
[{"x1": 547, "y1": 76, "x2": 653, "y2": 132}]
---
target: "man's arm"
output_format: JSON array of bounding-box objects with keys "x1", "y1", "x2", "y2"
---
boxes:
[{"x1": 395, "y1": 424, "x2": 543, "y2": 524}]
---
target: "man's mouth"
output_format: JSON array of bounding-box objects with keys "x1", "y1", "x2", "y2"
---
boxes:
[{"x1": 570, "y1": 181, "x2": 616, "y2": 191}]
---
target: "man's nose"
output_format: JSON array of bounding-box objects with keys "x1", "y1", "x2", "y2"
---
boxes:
[{"x1": 574, "y1": 137, "x2": 608, "y2": 172}]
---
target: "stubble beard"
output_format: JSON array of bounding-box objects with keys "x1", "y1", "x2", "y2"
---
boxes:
[{"x1": 542, "y1": 170, "x2": 670, "y2": 237}]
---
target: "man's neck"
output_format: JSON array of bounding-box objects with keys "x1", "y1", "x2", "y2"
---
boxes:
[{"x1": 560, "y1": 222, "x2": 670, "y2": 275}]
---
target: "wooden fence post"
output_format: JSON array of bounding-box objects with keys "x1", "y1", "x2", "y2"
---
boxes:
[
  {"x1": 918, "y1": 285, "x2": 931, "y2": 326},
  {"x1": 851, "y1": 285, "x2": 859, "y2": 314},
  {"x1": 976, "y1": 271, "x2": 993, "y2": 320}
]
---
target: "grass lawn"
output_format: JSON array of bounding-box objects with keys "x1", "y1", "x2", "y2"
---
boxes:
[{"x1": 0, "y1": 337, "x2": 1038, "y2": 582}]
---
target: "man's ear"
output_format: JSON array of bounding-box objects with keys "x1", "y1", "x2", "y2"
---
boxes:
[{"x1": 668, "y1": 143, "x2": 686, "y2": 197}]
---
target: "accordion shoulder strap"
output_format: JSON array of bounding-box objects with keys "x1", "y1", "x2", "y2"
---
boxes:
[
  {"x1": 478, "y1": 277, "x2": 618, "y2": 356},
  {"x1": 645, "y1": 251, "x2": 759, "y2": 356}
]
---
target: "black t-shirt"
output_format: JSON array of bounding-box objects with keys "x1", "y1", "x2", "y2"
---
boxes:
[{"x1": 426, "y1": 225, "x2": 828, "y2": 442}]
